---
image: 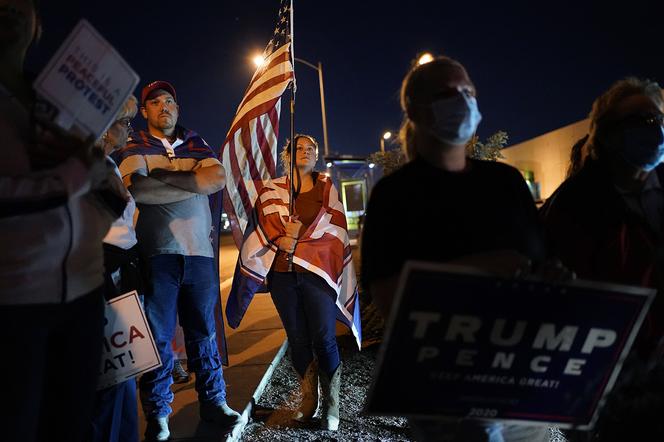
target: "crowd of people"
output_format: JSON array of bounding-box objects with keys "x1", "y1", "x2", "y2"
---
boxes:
[
  {"x1": 361, "y1": 57, "x2": 664, "y2": 441},
  {"x1": 1, "y1": 1, "x2": 240, "y2": 441},
  {"x1": 2, "y1": 0, "x2": 663, "y2": 442}
]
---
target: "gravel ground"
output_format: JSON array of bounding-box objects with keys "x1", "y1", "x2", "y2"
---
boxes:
[
  {"x1": 241, "y1": 333, "x2": 568, "y2": 442},
  {"x1": 242, "y1": 335, "x2": 411, "y2": 441}
]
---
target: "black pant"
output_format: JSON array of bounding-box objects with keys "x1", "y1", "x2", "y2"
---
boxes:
[
  {"x1": 103, "y1": 243, "x2": 144, "y2": 299},
  {"x1": 0, "y1": 289, "x2": 105, "y2": 442}
]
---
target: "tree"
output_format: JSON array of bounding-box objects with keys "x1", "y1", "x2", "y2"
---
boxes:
[
  {"x1": 368, "y1": 131, "x2": 509, "y2": 177},
  {"x1": 367, "y1": 148, "x2": 406, "y2": 177},
  {"x1": 466, "y1": 130, "x2": 508, "y2": 161}
]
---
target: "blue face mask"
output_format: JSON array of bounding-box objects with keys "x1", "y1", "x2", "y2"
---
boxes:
[
  {"x1": 612, "y1": 120, "x2": 664, "y2": 172},
  {"x1": 429, "y1": 89, "x2": 482, "y2": 145}
]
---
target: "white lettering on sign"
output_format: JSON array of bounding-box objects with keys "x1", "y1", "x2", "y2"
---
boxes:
[
  {"x1": 532, "y1": 324, "x2": 578, "y2": 351},
  {"x1": 409, "y1": 311, "x2": 441, "y2": 339},
  {"x1": 490, "y1": 319, "x2": 527, "y2": 346},
  {"x1": 581, "y1": 329, "x2": 617, "y2": 354},
  {"x1": 530, "y1": 355, "x2": 551, "y2": 373},
  {"x1": 564, "y1": 358, "x2": 587, "y2": 375},
  {"x1": 417, "y1": 346, "x2": 440, "y2": 363},
  {"x1": 491, "y1": 352, "x2": 515, "y2": 369},
  {"x1": 445, "y1": 315, "x2": 482, "y2": 343},
  {"x1": 456, "y1": 349, "x2": 478, "y2": 367}
]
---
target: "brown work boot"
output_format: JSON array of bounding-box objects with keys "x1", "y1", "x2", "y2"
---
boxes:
[{"x1": 293, "y1": 361, "x2": 319, "y2": 422}]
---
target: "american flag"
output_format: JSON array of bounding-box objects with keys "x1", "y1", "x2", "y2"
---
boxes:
[
  {"x1": 226, "y1": 175, "x2": 363, "y2": 348},
  {"x1": 222, "y1": 0, "x2": 295, "y2": 247}
]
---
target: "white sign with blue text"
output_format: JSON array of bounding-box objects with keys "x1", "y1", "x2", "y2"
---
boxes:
[{"x1": 34, "y1": 19, "x2": 139, "y2": 141}]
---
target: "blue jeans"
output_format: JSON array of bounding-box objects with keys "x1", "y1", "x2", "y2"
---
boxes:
[
  {"x1": 139, "y1": 255, "x2": 226, "y2": 418},
  {"x1": 91, "y1": 379, "x2": 138, "y2": 442},
  {"x1": 270, "y1": 271, "x2": 340, "y2": 376}
]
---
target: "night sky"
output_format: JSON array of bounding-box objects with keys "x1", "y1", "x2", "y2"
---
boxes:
[{"x1": 28, "y1": 1, "x2": 664, "y2": 163}]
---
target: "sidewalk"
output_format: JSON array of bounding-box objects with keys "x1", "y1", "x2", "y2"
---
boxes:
[{"x1": 137, "y1": 242, "x2": 286, "y2": 441}]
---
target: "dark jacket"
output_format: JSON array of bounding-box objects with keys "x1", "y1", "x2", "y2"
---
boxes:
[{"x1": 541, "y1": 158, "x2": 664, "y2": 358}]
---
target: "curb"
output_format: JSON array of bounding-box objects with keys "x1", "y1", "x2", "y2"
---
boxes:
[{"x1": 225, "y1": 339, "x2": 289, "y2": 442}]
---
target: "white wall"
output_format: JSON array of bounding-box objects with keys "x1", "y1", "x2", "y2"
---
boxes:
[{"x1": 500, "y1": 119, "x2": 590, "y2": 200}]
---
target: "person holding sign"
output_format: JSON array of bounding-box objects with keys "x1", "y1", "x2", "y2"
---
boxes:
[
  {"x1": 0, "y1": 1, "x2": 129, "y2": 442},
  {"x1": 361, "y1": 56, "x2": 549, "y2": 441},
  {"x1": 87, "y1": 94, "x2": 141, "y2": 442},
  {"x1": 541, "y1": 78, "x2": 664, "y2": 442},
  {"x1": 115, "y1": 81, "x2": 240, "y2": 441}
]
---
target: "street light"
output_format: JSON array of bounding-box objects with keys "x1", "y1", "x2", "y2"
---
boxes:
[
  {"x1": 380, "y1": 131, "x2": 392, "y2": 152},
  {"x1": 253, "y1": 54, "x2": 266, "y2": 68},
  {"x1": 417, "y1": 52, "x2": 434, "y2": 65},
  {"x1": 294, "y1": 57, "x2": 330, "y2": 157},
  {"x1": 250, "y1": 53, "x2": 330, "y2": 157}
]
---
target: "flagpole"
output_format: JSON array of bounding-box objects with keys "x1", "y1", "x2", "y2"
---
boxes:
[
  {"x1": 288, "y1": 0, "x2": 296, "y2": 213},
  {"x1": 288, "y1": 84, "x2": 296, "y2": 213},
  {"x1": 288, "y1": 0, "x2": 297, "y2": 213},
  {"x1": 289, "y1": 0, "x2": 295, "y2": 87},
  {"x1": 287, "y1": 0, "x2": 296, "y2": 271}
]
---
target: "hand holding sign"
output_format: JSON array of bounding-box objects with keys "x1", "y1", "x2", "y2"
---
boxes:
[
  {"x1": 27, "y1": 119, "x2": 100, "y2": 170},
  {"x1": 449, "y1": 249, "x2": 532, "y2": 278}
]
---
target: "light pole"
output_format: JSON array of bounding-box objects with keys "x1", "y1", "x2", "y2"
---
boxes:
[
  {"x1": 252, "y1": 54, "x2": 330, "y2": 156},
  {"x1": 380, "y1": 131, "x2": 392, "y2": 152},
  {"x1": 294, "y1": 57, "x2": 329, "y2": 157}
]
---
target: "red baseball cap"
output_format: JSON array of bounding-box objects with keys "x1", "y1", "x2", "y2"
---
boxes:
[{"x1": 141, "y1": 80, "x2": 177, "y2": 104}]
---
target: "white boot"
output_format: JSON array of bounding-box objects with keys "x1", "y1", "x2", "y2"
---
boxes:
[{"x1": 319, "y1": 362, "x2": 342, "y2": 431}]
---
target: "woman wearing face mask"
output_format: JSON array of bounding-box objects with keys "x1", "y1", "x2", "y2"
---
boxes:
[
  {"x1": 541, "y1": 78, "x2": 664, "y2": 442},
  {"x1": 362, "y1": 56, "x2": 545, "y2": 317},
  {"x1": 361, "y1": 56, "x2": 548, "y2": 442}
]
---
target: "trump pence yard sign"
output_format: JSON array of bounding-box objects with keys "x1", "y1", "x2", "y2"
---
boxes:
[{"x1": 366, "y1": 262, "x2": 654, "y2": 430}]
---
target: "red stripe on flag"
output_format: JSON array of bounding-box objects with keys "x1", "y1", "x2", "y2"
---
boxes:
[
  {"x1": 227, "y1": 96, "x2": 285, "y2": 143},
  {"x1": 239, "y1": 71, "x2": 293, "y2": 113},
  {"x1": 239, "y1": 124, "x2": 266, "y2": 206},
  {"x1": 255, "y1": 115, "x2": 276, "y2": 179},
  {"x1": 245, "y1": 50, "x2": 292, "y2": 95},
  {"x1": 227, "y1": 135, "x2": 254, "y2": 220}
]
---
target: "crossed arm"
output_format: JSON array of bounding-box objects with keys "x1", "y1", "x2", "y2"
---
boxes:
[{"x1": 124, "y1": 162, "x2": 226, "y2": 205}]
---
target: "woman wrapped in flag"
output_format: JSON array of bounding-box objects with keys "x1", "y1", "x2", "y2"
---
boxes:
[{"x1": 226, "y1": 134, "x2": 361, "y2": 431}]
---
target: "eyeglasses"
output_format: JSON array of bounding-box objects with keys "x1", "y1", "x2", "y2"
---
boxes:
[
  {"x1": 115, "y1": 118, "x2": 132, "y2": 129},
  {"x1": 615, "y1": 113, "x2": 664, "y2": 128}
]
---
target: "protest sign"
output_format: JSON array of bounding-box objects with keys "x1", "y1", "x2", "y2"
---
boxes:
[
  {"x1": 365, "y1": 262, "x2": 655, "y2": 430},
  {"x1": 33, "y1": 19, "x2": 139, "y2": 141},
  {"x1": 97, "y1": 291, "x2": 161, "y2": 390}
]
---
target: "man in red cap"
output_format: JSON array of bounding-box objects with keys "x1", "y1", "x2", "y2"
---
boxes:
[{"x1": 115, "y1": 81, "x2": 241, "y2": 441}]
